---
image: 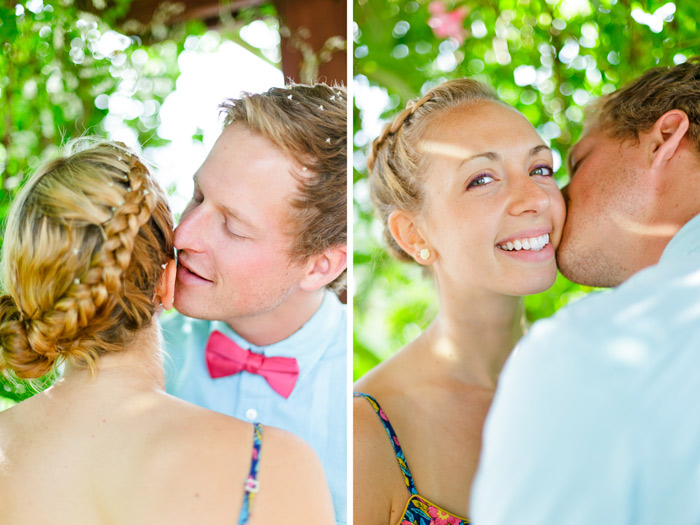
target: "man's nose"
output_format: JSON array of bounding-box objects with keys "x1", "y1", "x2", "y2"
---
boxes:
[{"x1": 174, "y1": 205, "x2": 208, "y2": 252}]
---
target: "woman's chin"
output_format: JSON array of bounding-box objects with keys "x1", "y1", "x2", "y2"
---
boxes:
[{"x1": 507, "y1": 265, "x2": 559, "y2": 297}]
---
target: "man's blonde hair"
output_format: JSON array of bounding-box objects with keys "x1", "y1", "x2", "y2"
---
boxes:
[{"x1": 219, "y1": 83, "x2": 347, "y2": 291}]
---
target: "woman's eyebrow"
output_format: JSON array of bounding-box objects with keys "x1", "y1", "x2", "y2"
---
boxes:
[
  {"x1": 460, "y1": 145, "x2": 550, "y2": 168},
  {"x1": 529, "y1": 144, "x2": 551, "y2": 157},
  {"x1": 459, "y1": 151, "x2": 501, "y2": 168}
]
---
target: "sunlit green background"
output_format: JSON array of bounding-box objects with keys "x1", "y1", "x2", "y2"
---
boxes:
[{"x1": 353, "y1": 0, "x2": 700, "y2": 380}]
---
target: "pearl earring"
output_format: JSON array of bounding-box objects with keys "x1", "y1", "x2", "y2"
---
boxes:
[{"x1": 418, "y1": 248, "x2": 430, "y2": 261}]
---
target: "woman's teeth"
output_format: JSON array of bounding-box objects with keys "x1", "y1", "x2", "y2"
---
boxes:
[{"x1": 498, "y1": 233, "x2": 550, "y2": 252}]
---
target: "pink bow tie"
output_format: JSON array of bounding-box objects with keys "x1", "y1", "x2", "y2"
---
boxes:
[{"x1": 205, "y1": 330, "x2": 299, "y2": 399}]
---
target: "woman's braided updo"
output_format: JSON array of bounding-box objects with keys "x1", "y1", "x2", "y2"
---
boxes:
[
  {"x1": 367, "y1": 78, "x2": 500, "y2": 262},
  {"x1": 0, "y1": 140, "x2": 174, "y2": 379}
]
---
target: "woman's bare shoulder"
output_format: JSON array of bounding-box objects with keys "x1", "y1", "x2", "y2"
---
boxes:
[
  {"x1": 142, "y1": 401, "x2": 333, "y2": 524},
  {"x1": 353, "y1": 369, "x2": 415, "y2": 525},
  {"x1": 97, "y1": 399, "x2": 249, "y2": 522},
  {"x1": 243, "y1": 425, "x2": 335, "y2": 525},
  {"x1": 354, "y1": 336, "x2": 427, "y2": 392}
]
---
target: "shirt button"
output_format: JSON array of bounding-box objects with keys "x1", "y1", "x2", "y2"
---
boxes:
[{"x1": 245, "y1": 408, "x2": 257, "y2": 420}]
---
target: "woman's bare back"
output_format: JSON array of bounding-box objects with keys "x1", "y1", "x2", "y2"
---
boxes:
[{"x1": 0, "y1": 386, "x2": 332, "y2": 525}]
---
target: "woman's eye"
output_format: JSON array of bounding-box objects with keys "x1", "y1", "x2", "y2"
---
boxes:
[
  {"x1": 467, "y1": 174, "x2": 495, "y2": 188},
  {"x1": 530, "y1": 165, "x2": 554, "y2": 177}
]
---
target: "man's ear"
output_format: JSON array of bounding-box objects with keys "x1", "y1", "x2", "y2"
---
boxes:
[
  {"x1": 388, "y1": 209, "x2": 434, "y2": 265},
  {"x1": 299, "y1": 245, "x2": 347, "y2": 292},
  {"x1": 154, "y1": 259, "x2": 177, "y2": 310},
  {"x1": 649, "y1": 109, "x2": 689, "y2": 171}
]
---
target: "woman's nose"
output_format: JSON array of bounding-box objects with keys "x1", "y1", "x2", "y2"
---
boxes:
[{"x1": 509, "y1": 175, "x2": 550, "y2": 216}]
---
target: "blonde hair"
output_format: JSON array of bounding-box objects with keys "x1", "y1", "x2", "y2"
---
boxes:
[
  {"x1": 368, "y1": 78, "x2": 499, "y2": 262},
  {"x1": 219, "y1": 83, "x2": 347, "y2": 292},
  {"x1": 0, "y1": 140, "x2": 174, "y2": 379}
]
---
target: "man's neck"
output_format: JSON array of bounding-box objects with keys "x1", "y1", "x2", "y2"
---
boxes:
[{"x1": 224, "y1": 288, "x2": 326, "y2": 347}]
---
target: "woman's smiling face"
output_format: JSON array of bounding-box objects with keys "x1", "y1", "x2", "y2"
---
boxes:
[{"x1": 413, "y1": 101, "x2": 566, "y2": 297}]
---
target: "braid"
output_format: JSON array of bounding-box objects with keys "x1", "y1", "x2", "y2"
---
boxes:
[
  {"x1": 368, "y1": 91, "x2": 434, "y2": 173},
  {"x1": 367, "y1": 79, "x2": 500, "y2": 263},
  {"x1": 93, "y1": 156, "x2": 156, "y2": 299},
  {"x1": 0, "y1": 141, "x2": 173, "y2": 379}
]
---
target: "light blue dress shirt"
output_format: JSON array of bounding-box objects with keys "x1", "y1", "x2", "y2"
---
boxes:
[
  {"x1": 472, "y1": 213, "x2": 700, "y2": 525},
  {"x1": 163, "y1": 291, "x2": 347, "y2": 524}
]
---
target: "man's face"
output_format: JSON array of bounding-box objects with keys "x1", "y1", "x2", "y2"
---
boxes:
[
  {"x1": 557, "y1": 125, "x2": 651, "y2": 287},
  {"x1": 173, "y1": 124, "x2": 307, "y2": 325}
]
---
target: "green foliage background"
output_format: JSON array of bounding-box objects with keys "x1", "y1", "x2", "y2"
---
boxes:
[
  {"x1": 0, "y1": 0, "x2": 279, "y2": 409},
  {"x1": 353, "y1": 0, "x2": 700, "y2": 380}
]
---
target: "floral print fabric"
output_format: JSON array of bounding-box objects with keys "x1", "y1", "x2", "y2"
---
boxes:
[
  {"x1": 354, "y1": 393, "x2": 470, "y2": 525},
  {"x1": 400, "y1": 494, "x2": 469, "y2": 525}
]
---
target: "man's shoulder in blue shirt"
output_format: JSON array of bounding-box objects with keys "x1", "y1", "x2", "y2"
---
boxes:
[{"x1": 472, "y1": 214, "x2": 700, "y2": 525}]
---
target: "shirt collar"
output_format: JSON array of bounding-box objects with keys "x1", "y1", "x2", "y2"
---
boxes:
[
  {"x1": 210, "y1": 290, "x2": 343, "y2": 380},
  {"x1": 660, "y1": 213, "x2": 700, "y2": 263}
]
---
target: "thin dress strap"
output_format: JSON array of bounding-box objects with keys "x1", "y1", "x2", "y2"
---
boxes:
[
  {"x1": 354, "y1": 392, "x2": 417, "y2": 496},
  {"x1": 238, "y1": 422, "x2": 263, "y2": 525}
]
